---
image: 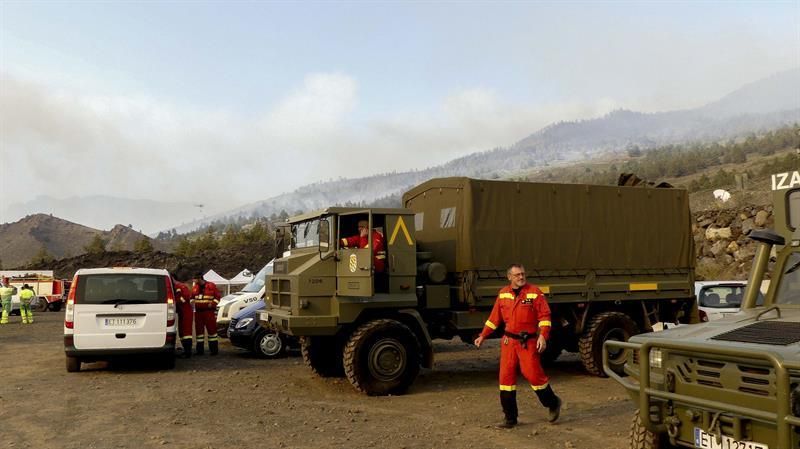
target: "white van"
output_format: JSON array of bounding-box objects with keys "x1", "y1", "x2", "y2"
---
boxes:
[
  {"x1": 63, "y1": 267, "x2": 177, "y2": 372},
  {"x1": 216, "y1": 259, "x2": 273, "y2": 337}
]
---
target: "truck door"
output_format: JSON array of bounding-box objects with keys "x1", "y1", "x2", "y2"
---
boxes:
[{"x1": 337, "y1": 212, "x2": 374, "y2": 297}]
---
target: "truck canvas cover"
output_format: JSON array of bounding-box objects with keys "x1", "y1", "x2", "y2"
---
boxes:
[{"x1": 402, "y1": 177, "x2": 694, "y2": 273}]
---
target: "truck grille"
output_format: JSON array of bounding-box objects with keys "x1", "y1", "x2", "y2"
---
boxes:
[
  {"x1": 711, "y1": 321, "x2": 800, "y2": 345},
  {"x1": 674, "y1": 358, "x2": 774, "y2": 396},
  {"x1": 270, "y1": 278, "x2": 292, "y2": 308}
]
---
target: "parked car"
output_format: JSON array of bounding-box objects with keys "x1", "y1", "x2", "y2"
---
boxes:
[
  {"x1": 63, "y1": 267, "x2": 177, "y2": 372},
  {"x1": 695, "y1": 280, "x2": 764, "y2": 321},
  {"x1": 216, "y1": 259, "x2": 273, "y2": 337},
  {"x1": 228, "y1": 298, "x2": 296, "y2": 358}
]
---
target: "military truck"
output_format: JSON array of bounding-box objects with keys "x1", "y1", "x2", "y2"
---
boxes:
[
  {"x1": 260, "y1": 177, "x2": 696, "y2": 396},
  {"x1": 604, "y1": 170, "x2": 800, "y2": 449}
]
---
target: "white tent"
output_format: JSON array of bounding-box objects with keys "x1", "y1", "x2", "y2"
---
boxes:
[
  {"x1": 203, "y1": 269, "x2": 231, "y2": 295},
  {"x1": 228, "y1": 269, "x2": 254, "y2": 292}
]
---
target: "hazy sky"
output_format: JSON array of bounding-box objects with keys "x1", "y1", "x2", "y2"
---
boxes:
[{"x1": 1, "y1": 1, "x2": 798, "y2": 222}]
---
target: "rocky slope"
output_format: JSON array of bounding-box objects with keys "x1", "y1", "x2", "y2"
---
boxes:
[{"x1": 692, "y1": 205, "x2": 774, "y2": 280}]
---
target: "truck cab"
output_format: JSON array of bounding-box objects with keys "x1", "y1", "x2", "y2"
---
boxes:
[
  {"x1": 604, "y1": 170, "x2": 800, "y2": 449},
  {"x1": 260, "y1": 207, "x2": 427, "y2": 395}
]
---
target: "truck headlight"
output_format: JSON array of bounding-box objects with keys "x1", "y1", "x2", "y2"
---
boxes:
[
  {"x1": 649, "y1": 348, "x2": 663, "y2": 369},
  {"x1": 235, "y1": 318, "x2": 253, "y2": 329}
]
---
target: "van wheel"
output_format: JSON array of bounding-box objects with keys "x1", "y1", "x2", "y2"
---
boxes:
[
  {"x1": 66, "y1": 356, "x2": 81, "y2": 373},
  {"x1": 161, "y1": 354, "x2": 175, "y2": 370},
  {"x1": 254, "y1": 329, "x2": 286, "y2": 358},
  {"x1": 630, "y1": 410, "x2": 673, "y2": 449},
  {"x1": 579, "y1": 311, "x2": 639, "y2": 376},
  {"x1": 301, "y1": 336, "x2": 344, "y2": 377},
  {"x1": 343, "y1": 319, "x2": 420, "y2": 396}
]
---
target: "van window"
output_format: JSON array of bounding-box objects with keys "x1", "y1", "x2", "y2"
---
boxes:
[{"x1": 76, "y1": 274, "x2": 167, "y2": 304}]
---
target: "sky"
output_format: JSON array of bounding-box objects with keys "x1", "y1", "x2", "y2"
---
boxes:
[{"x1": 1, "y1": 0, "x2": 799, "y2": 223}]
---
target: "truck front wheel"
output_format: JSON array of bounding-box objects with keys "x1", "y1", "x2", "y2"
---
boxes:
[
  {"x1": 630, "y1": 410, "x2": 673, "y2": 449},
  {"x1": 579, "y1": 311, "x2": 639, "y2": 376},
  {"x1": 343, "y1": 319, "x2": 421, "y2": 396},
  {"x1": 301, "y1": 336, "x2": 344, "y2": 377}
]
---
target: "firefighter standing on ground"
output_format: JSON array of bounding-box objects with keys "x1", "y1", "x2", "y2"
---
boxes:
[
  {"x1": 191, "y1": 272, "x2": 221, "y2": 355},
  {"x1": 0, "y1": 277, "x2": 14, "y2": 325},
  {"x1": 172, "y1": 276, "x2": 194, "y2": 358},
  {"x1": 340, "y1": 219, "x2": 386, "y2": 272},
  {"x1": 19, "y1": 284, "x2": 35, "y2": 324},
  {"x1": 474, "y1": 264, "x2": 562, "y2": 427}
]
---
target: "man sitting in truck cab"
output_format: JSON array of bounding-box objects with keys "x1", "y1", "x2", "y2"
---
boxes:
[{"x1": 341, "y1": 219, "x2": 386, "y2": 273}]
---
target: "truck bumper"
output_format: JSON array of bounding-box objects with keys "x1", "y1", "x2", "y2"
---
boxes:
[{"x1": 259, "y1": 310, "x2": 338, "y2": 336}]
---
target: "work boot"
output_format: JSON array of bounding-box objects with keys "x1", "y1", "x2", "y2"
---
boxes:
[
  {"x1": 209, "y1": 340, "x2": 218, "y2": 356},
  {"x1": 548, "y1": 396, "x2": 562, "y2": 423},
  {"x1": 195, "y1": 342, "x2": 205, "y2": 355},
  {"x1": 496, "y1": 390, "x2": 518, "y2": 428},
  {"x1": 534, "y1": 384, "x2": 561, "y2": 423},
  {"x1": 179, "y1": 340, "x2": 192, "y2": 358}
]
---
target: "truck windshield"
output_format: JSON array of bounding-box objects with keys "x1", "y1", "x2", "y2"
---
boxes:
[
  {"x1": 776, "y1": 252, "x2": 800, "y2": 305},
  {"x1": 291, "y1": 219, "x2": 320, "y2": 249},
  {"x1": 240, "y1": 260, "x2": 273, "y2": 293}
]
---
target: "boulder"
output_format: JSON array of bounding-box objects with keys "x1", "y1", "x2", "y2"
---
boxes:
[
  {"x1": 706, "y1": 227, "x2": 732, "y2": 241},
  {"x1": 741, "y1": 218, "x2": 754, "y2": 237},
  {"x1": 755, "y1": 210, "x2": 769, "y2": 227},
  {"x1": 710, "y1": 240, "x2": 728, "y2": 257}
]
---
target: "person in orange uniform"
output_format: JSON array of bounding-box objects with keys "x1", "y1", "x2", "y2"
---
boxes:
[
  {"x1": 474, "y1": 263, "x2": 562, "y2": 428},
  {"x1": 172, "y1": 275, "x2": 194, "y2": 358},
  {"x1": 191, "y1": 272, "x2": 221, "y2": 355},
  {"x1": 340, "y1": 219, "x2": 386, "y2": 272}
]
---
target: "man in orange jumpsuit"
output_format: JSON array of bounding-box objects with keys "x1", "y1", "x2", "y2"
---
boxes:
[
  {"x1": 172, "y1": 275, "x2": 194, "y2": 358},
  {"x1": 340, "y1": 219, "x2": 386, "y2": 272},
  {"x1": 474, "y1": 263, "x2": 562, "y2": 428},
  {"x1": 191, "y1": 272, "x2": 221, "y2": 355}
]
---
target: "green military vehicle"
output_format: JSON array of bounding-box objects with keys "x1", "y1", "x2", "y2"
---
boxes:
[
  {"x1": 604, "y1": 170, "x2": 800, "y2": 449},
  {"x1": 260, "y1": 177, "x2": 697, "y2": 395}
]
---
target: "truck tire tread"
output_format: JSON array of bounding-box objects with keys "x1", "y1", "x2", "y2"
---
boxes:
[
  {"x1": 301, "y1": 336, "x2": 344, "y2": 377},
  {"x1": 630, "y1": 409, "x2": 670, "y2": 449},
  {"x1": 578, "y1": 311, "x2": 639, "y2": 376},
  {"x1": 343, "y1": 319, "x2": 420, "y2": 396}
]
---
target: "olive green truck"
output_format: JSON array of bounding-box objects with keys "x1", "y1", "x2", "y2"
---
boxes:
[
  {"x1": 604, "y1": 170, "x2": 800, "y2": 449},
  {"x1": 260, "y1": 177, "x2": 697, "y2": 395}
]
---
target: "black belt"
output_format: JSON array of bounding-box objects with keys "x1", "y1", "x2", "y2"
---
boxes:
[{"x1": 504, "y1": 330, "x2": 537, "y2": 349}]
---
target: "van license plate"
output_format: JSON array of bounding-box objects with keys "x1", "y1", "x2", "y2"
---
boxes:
[
  {"x1": 694, "y1": 428, "x2": 768, "y2": 449},
  {"x1": 104, "y1": 318, "x2": 138, "y2": 328}
]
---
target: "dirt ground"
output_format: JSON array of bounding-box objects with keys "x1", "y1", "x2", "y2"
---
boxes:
[{"x1": 1, "y1": 312, "x2": 636, "y2": 449}]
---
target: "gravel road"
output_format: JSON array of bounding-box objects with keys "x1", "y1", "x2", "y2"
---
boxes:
[{"x1": 1, "y1": 312, "x2": 635, "y2": 449}]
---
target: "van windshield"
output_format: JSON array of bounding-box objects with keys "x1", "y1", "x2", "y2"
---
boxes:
[
  {"x1": 240, "y1": 260, "x2": 273, "y2": 293},
  {"x1": 77, "y1": 274, "x2": 166, "y2": 304}
]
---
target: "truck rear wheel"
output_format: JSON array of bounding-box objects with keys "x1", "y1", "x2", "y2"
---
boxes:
[
  {"x1": 301, "y1": 336, "x2": 344, "y2": 377},
  {"x1": 630, "y1": 410, "x2": 673, "y2": 449},
  {"x1": 579, "y1": 311, "x2": 639, "y2": 376},
  {"x1": 343, "y1": 319, "x2": 421, "y2": 396}
]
